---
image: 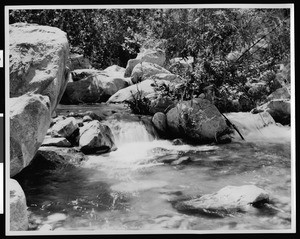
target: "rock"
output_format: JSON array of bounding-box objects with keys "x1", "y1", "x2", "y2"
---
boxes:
[
  {"x1": 217, "y1": 134, "x2": 232, "y2": 144},
  {"x1": 69, "y1": 53, "x2": 92, "y2": 70},
  {"x1": 166, "y1": 98, "x2": 229, "y2": 142},
  {"x1": 108, "y1": 79, "x2": 170, "y2": 103},
  {"x1": 83, "y1": 115, "x2": 93, "y2": 122},
  {"x1": 10, "y1": 94, "x2": 51, "y2": 177},
  {"x1": 103, "y1": 65, "x2": 126, "y2": 75},
  {"x1": 60, "y1": 73, "x2": 129, "y2": 104},
  {"x1": 9, "y1": 23, "x2": 69, "y2": 111},
  {"x1": 156, "y1": 154, "x2": 179, "y2": 164},
  {"x1": 79, "y1": 120, "x2": 116, "y2": 154},
  {"x1": 131, "y1": 62, "x2": 171, "y2": 84},
  {"x1": 124, "y1": 48, "x2": 166, "y2": 77},
  {"x1": 50, "y1": 117, "x2": 78, "y2": 138},
  {"x1": 35, "y1": 147, "x2": 85, "y2": 168},
  {"x1": 267, "y1": 87, "x2": 290, "y2": 101},
  {"x1": 71, "y1": 69, "x2": 102, "y2": 82},
  {"x1": 149, "y1": 95, "x2": 176, "y2": 114},
  {"x1": 175, "y1": 185, "x2": 269, "y2": 217},
  {"x1": 38, "y1": 224, "x2": 53, "y2": 231},
  {"x1": 172, "y1": 138, "x2": 184, "y2": 145},
  {"x1": 152, "y1": 112, "x2": 167, "y2": 133},
  {"x1": 13, "y1": 147, "x2": 86, "y2": 181},
  {"x1": 225, "y1": 111, "x2": 275, "y2": 136},
  {"x1": 9, "y1": 23, "x2": 69, "y2": 176},
  {"x1": 171, "y1": 156, "x2": 191, "y2": 165},
  {"x1": 10, "y1": 179, "x2": 28, "y2": 231},
  {"x1": 50, "y1": 115, "x2": 66, "y2": 127},
  {"x1": 45, "y1": 213, "x2": 67, "y2": 224},
  {"x1": 251, "y1": 99, "x2": 290, "y2": 125},
  {"x1": 41, "y1": 136, "x2": 71, "y2": 147}
]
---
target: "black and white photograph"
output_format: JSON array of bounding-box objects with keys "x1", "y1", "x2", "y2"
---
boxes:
[{"x1": 5, "y1": 4, "x2": 295, "y2": 236}]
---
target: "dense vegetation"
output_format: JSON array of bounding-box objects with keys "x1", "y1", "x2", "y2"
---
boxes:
[{"x1": 10, "y1": 8, "x2": 290, "y2": 112}]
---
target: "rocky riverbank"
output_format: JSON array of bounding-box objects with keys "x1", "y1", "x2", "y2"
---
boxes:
[{"x1": 9, "y1": 23, "x2": 291, "y2": 232}]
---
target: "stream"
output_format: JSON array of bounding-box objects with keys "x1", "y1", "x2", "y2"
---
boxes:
[{"x1": 15, "y1": 104, "x2": 292, "y2": 232}]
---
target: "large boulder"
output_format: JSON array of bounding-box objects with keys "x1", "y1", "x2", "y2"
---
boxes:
[
  {"x1": 166, "y1": 98, "x2": 229, "y2": 142},
  {"x1": 131, "y1": 62, "x2": 171, "y2": 84},
  {"x1": 225, "y1": 111, "x2": 276, "y2": 137},
  {"x1": 251, "y1": 99, "x2": 290, "y2": 125},
  {"x1": 10, "y1": 179, "x2": 28, "y2": 231},
  {"x1": 267, "y1": 87, "x2": 290, "y2": 101},
  {"x1": 103, "y1": 65, "x2": 126, "y2": 77},
  {"x1": 60, "y1": 73, "x2": 129, "y2": 104},
  {"x1": 124, "y1": 48, "x2": 166, "y2": 77},
  {"x1": 9, "y1": 23, "x2": 69, "y2": 110},
  {"x1": 174, "y1": 185, "x2": 269, "y2": 217},
  {"x1": 10, "y1": 94, "x2": 51, "y2": 177},
  {"x1": 79, "y1": 120, "x2": 116, "y2": 154},
  {"x1": 9, "y1": 23, "x2": 69, "y2": 176}
]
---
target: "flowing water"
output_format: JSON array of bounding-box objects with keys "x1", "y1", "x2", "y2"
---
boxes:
[{"x1": 16, "y1": 107, "x2": 293, "y2": 232}]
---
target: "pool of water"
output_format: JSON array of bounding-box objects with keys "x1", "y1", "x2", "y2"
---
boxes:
[{"x1": 15, "y1": 108, "x2": 293, "y2": 232}]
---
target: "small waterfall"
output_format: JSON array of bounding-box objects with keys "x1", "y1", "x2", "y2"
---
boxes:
[{"x1": 104, "y1": 120, "x2": 155, "y2": 147}]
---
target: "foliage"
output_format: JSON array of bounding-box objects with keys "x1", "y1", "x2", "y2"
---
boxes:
[
  {"x1": 125, "y1": 87, "x2": 152, "y2": 115},
  {"x1": 9, "y1": 8, "x2": 290, "y2": 112}
]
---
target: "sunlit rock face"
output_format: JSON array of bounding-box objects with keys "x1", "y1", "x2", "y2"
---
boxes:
[
  {"x1": 9, "y1": 23, "x2": 69, "y2": 176},
  {"x1": 10, "y1": 179, "x2": 28, "y2": 231},
  {"x1": 79, "y1": 120, "x2": 116, "y2": 154},
  {"x1": 124, "y1": 48, "x2": 166, "y2": 78}
]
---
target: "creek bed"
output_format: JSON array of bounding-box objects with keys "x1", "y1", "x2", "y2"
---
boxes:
[{"x1": 15, "y1": 104, "x2": 292, "y2": 232}]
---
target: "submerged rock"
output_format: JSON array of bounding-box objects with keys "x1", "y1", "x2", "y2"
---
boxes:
[
  {"x1": 166, "y1": 98, "x2": 229, "y2": 143},
  {"x1": 171, "y1": 156, "x2": 191, "y2": 166},
  {"x1": 174, "y1": 185, "x2": 269, "y2": 217},
  {"x1": 79, "y1": 120, "x2": 116, "y2": 154},
  {"x1": 10, "y1": 179, "x2": 28, "y2": 231},
  {"x1": 111, "y1": 180, "x2": 168, "y2": 193},
  {"x1": 9, "y1": 23, "x2": 69, "y2": 176}
]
